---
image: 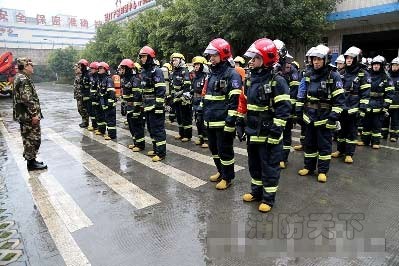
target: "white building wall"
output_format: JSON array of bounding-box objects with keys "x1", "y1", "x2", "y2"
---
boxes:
[{"x1": 0, "y1": 8, "x2": 95, "y2": 50}]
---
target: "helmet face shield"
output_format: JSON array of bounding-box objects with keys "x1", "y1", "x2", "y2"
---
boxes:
[
  {"x1": 244, "y1": 51, "x2": 259, "y2": 59},
  {"x1": 204, "y1": 44, "x2": 219, "y2": 56},
  {"x1": 204, "y1": 38, "x2": 231, "y2": 61}
]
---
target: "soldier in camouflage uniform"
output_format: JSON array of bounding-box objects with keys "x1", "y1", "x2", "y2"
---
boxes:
[
  {"x1": 12, "y1": 58, "x2": 47, "y2": 171},
  {"x1": 73, "y1": 63, "x2": 89, "y2": 127}
]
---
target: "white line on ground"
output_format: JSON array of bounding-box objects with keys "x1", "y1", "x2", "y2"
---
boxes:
[
  {"x1": 0, "y1": 122, "x2": 91, "y2": 266},
  {"x1": 45, "y1": 128, "x2": 161, "y2": 209},
  {"x1": 117, "y1": 126, "x2": 245, "y2": 171},
  {"x1": 7, "y1": 131, "x2": 93, "y2": 233},
  {"x1": 70, "y1": 126, "x2": 207, "y2": 189}
]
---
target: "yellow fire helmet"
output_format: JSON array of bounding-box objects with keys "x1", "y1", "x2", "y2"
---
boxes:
[
  {"x1": 170, "y1": 52, "x2": 185, "y2": 61},
  {"x1": 163, "y1": 62, "x2": 172, "y2": 71},
  {"x1": 233, "y1": 56, "x2": 245, "y2": 65},
  {"x1": 134, "y1": 62, "x2": 142, "y2": 71},
  {"x1": 192, "y1": 56, "x2": 207, "y2": 64}
]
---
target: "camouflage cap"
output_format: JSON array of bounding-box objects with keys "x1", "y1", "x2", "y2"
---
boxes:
[{"x1": 17, "y1": 57, "x2": 33, "y2": 67}]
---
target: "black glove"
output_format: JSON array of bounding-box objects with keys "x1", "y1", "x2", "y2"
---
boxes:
[
  {"x1": 121, "y1": 101, "x2": 127, "y2": 116},
  {"x1": 236, "y1": 118, "x2": 246, "y2": 142}
]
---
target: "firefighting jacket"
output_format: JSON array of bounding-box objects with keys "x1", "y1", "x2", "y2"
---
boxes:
[
  {"x1": 237, "y1": 67, "x2": 291, "y2": 144},
  {"x1": 141, "y1": 64, "x2": 166, "y2": 113},
  {"x1": 121, "y1": 72, "x2": 141, "y2": 104},
  {"x1": 282, "y1": 64, "x2": 300, "y2": 113},
  {"x1": 97, "y1": 73, "x2": 115, "y2": 110},
  {"x1": 191, "y1": 70, "x2": 206, "y2": 111},
  {"x1": 341, "y1": 64, "x2": 371, "y2": 114},
  {"x1": 89, "y1": 72, "x2": 99, "y2": 104},
  {"x1": 296, "y1": 66, "x2": 345, "y2": 129},
  {"x1": 80, "y1": 70, "x2": 91, "y2": 100},
  {"x1": 368, "y1": 70, "x2": 394, "y2": 112},
  {"x1": 388, "y1": 70, "x2": 399, "y2": 109},
  {"x1": 170, "y1": 66, "x2": 191, "y2": 104},
  {"x1": 203, "y1": 61, "x2": 242, "y2": 131}
]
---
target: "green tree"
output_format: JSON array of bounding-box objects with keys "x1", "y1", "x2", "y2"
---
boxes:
[
  {"x1": 80, "y1": 22, "x2": 124, "y2": 69},
  {"x1": 47, "y1": 46, "x2": 78, "y2": 83},
  {"x1": 81, "y1": 0, "x2": 338, "y2": 63}
]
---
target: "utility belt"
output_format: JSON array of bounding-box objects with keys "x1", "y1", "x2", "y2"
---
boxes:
[
  {"x1": 306, "y1": 102, "x2": 331, "y2": 110},
  {"x1": 369, "y1": 92, "x2": 384, "y2": 98},
  {"x1": 344, "y1": 89, "x2": 358, "y2": 96}
]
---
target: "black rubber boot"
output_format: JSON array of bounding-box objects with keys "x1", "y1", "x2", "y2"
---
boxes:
[{"x1": 27, "y1": 159, "x2": 48, "y2": 171}]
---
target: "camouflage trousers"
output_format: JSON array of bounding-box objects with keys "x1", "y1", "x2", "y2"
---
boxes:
[
  {"x1": 76, "y1": 96, "x2": 89, "y2": 122},
  {"x1": 20, "y1": 122, "x2": 41, "y2": 160}
]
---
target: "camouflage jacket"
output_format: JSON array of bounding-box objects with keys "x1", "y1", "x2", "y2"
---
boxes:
[
  {"x1": 13, "y1": 72, "x2": 42, "y2": 123},
  {"x1": 73, "y1": 74, "x2": 82, "y2": 99}
]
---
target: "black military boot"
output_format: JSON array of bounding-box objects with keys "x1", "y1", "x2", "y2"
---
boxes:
[
  {"x1": 27, "y1": 159, "x2": 48, "y2": 171},
  {"x1": 79, "y1": 121, "x2": 89, "y2": 128}
]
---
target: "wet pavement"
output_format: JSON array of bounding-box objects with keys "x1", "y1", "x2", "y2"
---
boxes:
[{"x1": 0, "y1": 82, "x2": 399, "y2": 266}]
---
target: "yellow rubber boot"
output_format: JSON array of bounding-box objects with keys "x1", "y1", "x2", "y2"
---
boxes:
[
  {"x1": 298, "y1": 168, "x2": 311, "y2": 176},
  {"x1": 132, "y1": 147, "x2": 142, "y2": 152},
  {"x1": 87, "y1": 126, "x2": 94, "y2": 131},
  {"x1": 344, "y1": 155, "x2": 353, "y2": 164},
  {"x1": 317, "y1": 173, "x2": 327, "y2": 183},
  {"x1": 95, "y1": 130, "x2": 102, "y2": 135},
  {"x1": 258, "y1": 203, "x2": 272, "y2": 213},
  {"x1": 216, "y1": 179, "x2": 231, "y2": 190},
  {"x1": 195, "y1": 139, "x2": 202, "y2": 145},
  {"x1": 357, "y1": 141, "x2": 365, "y2": 146},
  {"x1": 372, "y1": 144, "x2": 380, "y2": 149},
  {"x1": 152, "y1": 155, "x2": 164, "y2": 162},
  {"x1": 293, "y1": 144, "x2": 303, "y2": 151},
  {"x1": 279, "y1": 161, "x2": 286, "y2": 169},
  {"x1": 147, "y1": 150, "x2": 155, "y2": 156},
  {"x1": 243, "y1": 193, "x2": 258, "y2": 202},
  {"x1": 209, "y1": 172, "x2": 221, "y2": 182},
  {"x1": 331, "y1": 151, "x2": 341, "y2": 158}
]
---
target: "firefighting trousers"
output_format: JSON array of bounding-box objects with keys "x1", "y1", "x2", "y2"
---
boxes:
[
  {"x1": 87, "y1": 100, "x2": 98, "y2": 128},
  {"x1": 194, "y1": 110, "x2": 207, "y2": 142},
  {"x1": 247, "y1": 141, "x2": 282, "y2": 206},
  {"x1": 281, "y1": 118, "x2": 293, "y2": 162},
  {"x1": 207, "y1": 127, "x2": 235, "y2": 181},
  {"x1": 104, "y1": 106, "x2": 116, "y2": 139},
  {"x1": 382, "y1": 109, "x2": 399, "y2": 138},
  {"x1": 145, "y1": 110, "x2": 166, "y2": 157},
  {"x1": 127, "y1": 106, "x2": 145, "y2": 149},
  {"x1": 304, "y1": 123, "x2": 333, "y2": 174},
  {"x1": 299, "y1": 123, "x2": 307, "y2": 146},
  {"x1": 361, "y1": 112, "x2": 383, "y2": 145},
  {"x1": 336, "y1": 113, "x2": 358, "y2": 156},
  {"x1": 169, "y1": 103, "x2": 176, "y2": 122},
  {"x1": 175, "y1": 103, "x2": 192, "y2": 139},
  {"x1": 95, "y1": 104, "x2": 106, "y2": 134}
]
